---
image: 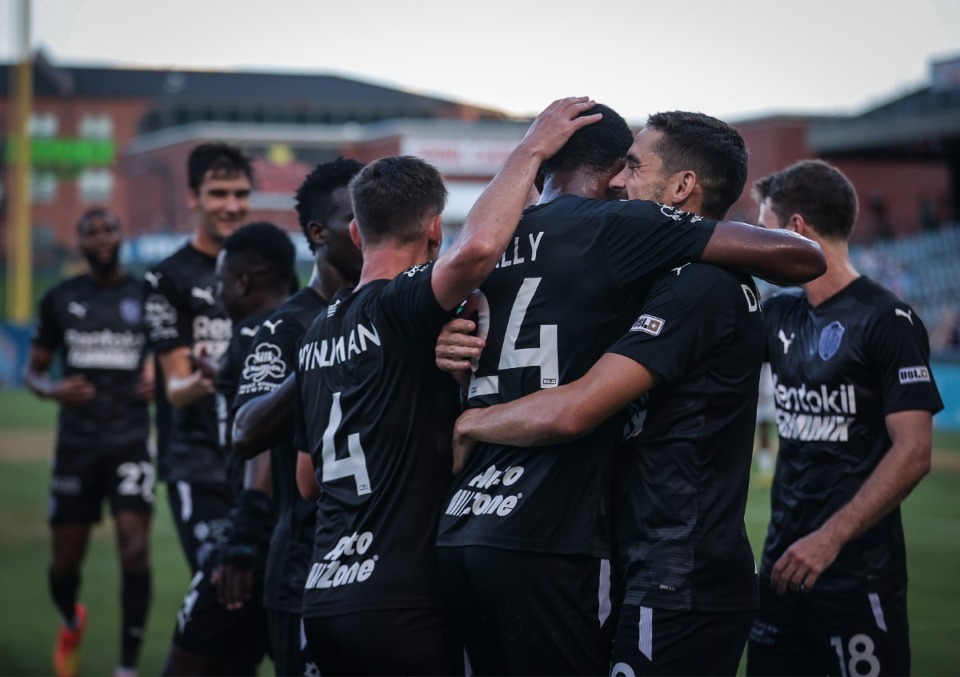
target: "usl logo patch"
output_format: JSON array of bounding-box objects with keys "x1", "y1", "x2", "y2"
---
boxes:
[
  {"x1": 898, "y1": 366, "x2": 931, "y2": 384},
  {"x1": 630, "y1": 314, "x2": 665, "y2": 336}
]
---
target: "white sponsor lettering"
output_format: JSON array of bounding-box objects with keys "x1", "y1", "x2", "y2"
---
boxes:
[
  {"x1": 65, "y1": 329, "x2": 144, "y2": 370},
  {"x1": 898, "y1": 366, "x2": 930, "y2": 384},
  {"x1": 144, "y1": 294, "x2": 178, "y2": 340},
  {"x1": 445, "y1": 465, "x2": 524, "y2": 517},
  {"x1": 773, "y1": 372, "x2": 858, "y2": 442},
  {"x1": 304, "y1": 531, "x2": 378, "y2": 590},
  {"x1": 193, "y1": 316, "x2": 232, "y2": 359},
  {"x1": 298, "y1": 323, "x2": 381, "y2": 371}
]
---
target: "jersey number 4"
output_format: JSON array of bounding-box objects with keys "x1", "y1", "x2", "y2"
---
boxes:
[
  {"x1": 469, "y1": 277, "x2": 559, "y2": 398},
  {"x1": 321, "y1": 392, "x2": 373, "y2": 496}
]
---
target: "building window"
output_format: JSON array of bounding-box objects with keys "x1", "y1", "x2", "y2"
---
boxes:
[
  {"x1": 79, "y1": 168, "x2": 114, "y2": 202},
  {"x1": 30, "y1": 171, "x2": 58, "y2": 203},
  {"x1": 28, "y1": 112, "x2": 58, "y2": 137},
  {"x1": 79, "y1": 114, "x2": 113, "y2": 139}
]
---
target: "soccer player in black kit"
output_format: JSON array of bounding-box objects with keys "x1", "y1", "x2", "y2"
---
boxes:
[
  {"x1": 230, "y1": 157, "x2": 364, "y2": 676},
  {"x1": 25, "y1": 208, "x2": 153, "y2": 677},
  {"x1": 164, "y1": 222, "x2": 298, "y2": 676},
  {"x1": 291, "y1": 98, "x2": 605, "y2": 674},
  {"x1": 433, "y1": 106, "x2": 825, "y2": 674},
  {"x1": 746, "y1": 161, "x2": 943, "y2": 677},
  {"x1": 143, "y1": 143, "x2": 252, "y2": 573}
]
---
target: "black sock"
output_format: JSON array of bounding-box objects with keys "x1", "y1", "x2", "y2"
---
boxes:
[
  {"x1": 120, "y1": 569, "x2": 151, "y2": 669},
  {"x1": 48, "y1": 568, "x2": 80, "y2": 628}
]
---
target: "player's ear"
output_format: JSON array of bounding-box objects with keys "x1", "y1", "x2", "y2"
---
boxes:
[
  {"x1": 237, "y1": 271, "x2": 251, "y2": 296},
  {"x1": 787, "y1": 213, "x2": 805, "y2": 235},
  {"x1": 426, "y1": 214, "x2": 443, "y2": 253},
  {"x1": 349, "y1": 220, "x2": 363, "y2": 249},
  {"x1": 673, "y1": 170, "x2": 697, "y2": 204},
  {"x1": 307, "y1": 220, "x2": 326, "y2": 248}
]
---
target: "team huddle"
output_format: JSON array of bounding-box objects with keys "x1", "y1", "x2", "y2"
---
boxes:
[{"x1": 26, "y1": 97, "x2": 943, "y2": 676}]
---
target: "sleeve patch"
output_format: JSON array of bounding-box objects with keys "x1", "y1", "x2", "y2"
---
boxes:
[
  {"x1": 630, "y1": 314, "x2": 665, "y2": 336},
  {"x1": 898, "y1": 366, "x2": 931, "y2": 384}
]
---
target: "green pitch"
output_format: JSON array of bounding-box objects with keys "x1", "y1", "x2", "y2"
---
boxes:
[{"x1": 0, "y1": 390, "x2": 957, "y2": 675}]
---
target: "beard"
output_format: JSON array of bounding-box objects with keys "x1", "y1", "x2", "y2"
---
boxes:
[{"x1": 84, "y1": 248, "x2": 120, "y2": 278}]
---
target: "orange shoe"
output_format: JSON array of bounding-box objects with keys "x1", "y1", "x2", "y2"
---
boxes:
[{"x1": 53, "y1": 603, "x2": 87, "y2": 677}]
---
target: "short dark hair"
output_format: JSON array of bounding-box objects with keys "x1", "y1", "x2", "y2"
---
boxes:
[
  {"x1": 751, "y1": 174, "x2": 774, "y2": 204},
  {"x1": 646, "y1": 111, "x2": 748, "y2": 219},
  {"x1": 349, "y1": 156, "x2": 447, "y2": 245},
  {"x1": 540, "y1": 103, "x2": 632, "y2": 176},
  {"x1": 295, "y1": 157, "x2": 364, "y2": 252},
  {"x1": 221, "y1": 221, "x2": 297, "y2": 293},
  {"x1": 187, "y1": 142, "x2": 253, "y2": 193},
  {"x1": 76, "y1": 206, "x2": 120, "y2": 234},
  {"x1": 765, "y1": 160, "x2": 859, "y2": 241}
]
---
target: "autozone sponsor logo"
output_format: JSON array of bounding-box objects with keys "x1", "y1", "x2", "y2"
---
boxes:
[
  {"x1": 193, "y1": 316, "x2": 231, "y2": 359},
  {"x1": 772, "y1": 373, "x2": 858, "y2": 442},
  {"x1": 898, "y1": 366, "x2": 930, "y2": 384},
  {"x1": 65, "y1": 329, "x2": 144, "y2": 370},
  {"x1": 304, "y1": 531, "x2": 377, "y2": 590},
  {"x1": 445, "y1": 464, "x2": 524, "y2": 517}
]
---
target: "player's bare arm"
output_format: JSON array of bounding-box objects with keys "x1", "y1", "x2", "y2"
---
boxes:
[
  {"x1": 296, "y1": 450, "x2": 320, "y2": 501},
  {"x1": 452, "y1": 353, "x2": 660, "y2": 472},
  {"x1": 435, "y1": 292, "x2": 484, "y2": 390},
  {"x1": 770, "y1": 409, "x2": 932, "y2": 594},
  {"x1": 24, "y1": 346, "x2": 95, "y2": 407},
  {"x1": 159, "y1": 346, "x2": 215, "y2": 409},
  {"x1": 431, "y1": 97, "x2": 602, "y2": 310},
  {"x1": 232, "y1": 373, "x2": 296, "y2": 460},
  {"x1": 702, "y1": 221, "x2": 826, "y2": 285}
]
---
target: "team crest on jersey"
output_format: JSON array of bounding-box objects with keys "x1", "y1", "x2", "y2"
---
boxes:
[
  {"x1": 119, "y1": 298, "x2": 141, "y2": 325},
  {"x1": 898, "y1": 366, "x2": 931, "y2": 384},
  {"x1": 630, "y1": 314, "x2": 665, "y2": 336},
  {"x1": 818, "y1": 321, "x2": 844, "y2": 361},
  {"x1": 403, "y1": 263, "x2": 429, "y2": 278}
]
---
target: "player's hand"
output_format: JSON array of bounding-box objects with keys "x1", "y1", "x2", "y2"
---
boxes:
[
  {"x1": 211, "y1": 563, "x2": 253, "y2": 611},
  {"x1": 190, "y1": 346, "x2": 219, "y2": 381},
  {"x1": 770, "y1": 528, "x2": 842, "y2": 594},
  {"x1": 519, "y1": 97, "x2": 602, "y2": 162},
  {"x1": 52, "y1": 375, "x2": 96, "y2": 407},
  {"x1": 436, "y1": 292, "x2": 484, "y2": 374},
  {"x1": 452, "y1": 409, "x2": 481, "y2": 473}
]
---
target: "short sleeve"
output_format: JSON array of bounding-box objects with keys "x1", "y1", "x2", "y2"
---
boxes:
[
  {"x1": 607, "y1": 266, "x2": 727, "y2": 385},
  {"x1": 378, "y1": 262, "x2": 454, "y2": 355},
  {"x1": 865, "y1": 304, "x2": 944, "y2": 416},
  {"x1": 32, "y1": 289, "x2": 61, "y2": 351},
  {"x1": 143, "y1": 269, "x2": 191, "y2": 352},
  {"x1": 232, "y1": 312, "x2": 301, "y2": 412},
  {"x1": 603, "y1": 201, "x2": 717, "y2": 294}
]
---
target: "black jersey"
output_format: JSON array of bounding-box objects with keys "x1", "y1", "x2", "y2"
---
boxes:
[
  {"x1": 232, "y1": 287, "x2": 327, "y2": 613},
  {"x1": 760, "y1": 277, "x2": 943, "y2": 592},
  {"x1": 216, "y1": 312, "x2": 270, "y2": 495},
  {"x1": 294, "y1": 264, "x2": 460, "y2": 618},
  {"x1": 436, "y1": 196, "x2": 716, "y2": 557},
  {"x1": 607, "y1": 263, "x2": 763, "y2": 612},
  {"x1": 33, "y1": 273, "x2": 149, "y2": 449},
  {"x1": 144, "y1": 243, "x2": 232, "y2": 484}
]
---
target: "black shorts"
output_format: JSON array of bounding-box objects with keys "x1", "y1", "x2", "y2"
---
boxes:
[
  {"x1": 49, "y1": 443, "x2": 154, "y2": 525},
  {"x1": 610, "y1": 604, "x2": 755, "y2": 676},
  {"x1": 303, "y1": 607, "x2": 463, "y2": 676},
  {"x1": 167, "y1": 481, "x2": 233, "y2": 573},
  {"x1": 437, "y1": 545, "x2": 613, "y2": 676},
  {"x1": 265, "y1": 609, "x2": 317, "y2": 677},
  {"x1": 172, "y1": 566, "x2": 268, "y2": 667},
  {"x1": 746, "y1": 577, "x2": 909, "y2": 676}
]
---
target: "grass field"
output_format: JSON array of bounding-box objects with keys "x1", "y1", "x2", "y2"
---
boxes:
[{"x1": 0, "y1": 389, "x2": 958, "y2": 675}]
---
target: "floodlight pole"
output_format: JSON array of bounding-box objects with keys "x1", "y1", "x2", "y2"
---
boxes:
[{"x1": 5, "y1": 0, "x2": 32, "y2": 324}]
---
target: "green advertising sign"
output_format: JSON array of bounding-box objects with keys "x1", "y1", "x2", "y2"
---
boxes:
[{"x1": 4, "y1": 138, "x2": 115, "y2": 169}]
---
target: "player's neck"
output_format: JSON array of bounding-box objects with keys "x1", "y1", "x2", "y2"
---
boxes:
[
  {"x1": 540, "y1": 170, "x2": 610, "y2": 203},
  {"x1": 802, "y1": 240, "x2": 860, "y2": 307},
  {"x1": 312, "y1": 260, "x2": 354, "y2": 303},
  {"x1": 190, "y1": 229, "x2": 222, "y2": 258},
  {"x1": 89, "y1": 265, "x2": 124, "y2": 287},
  {"x1": 355, "y1": 242, "x2": 431, "y2": 290}
]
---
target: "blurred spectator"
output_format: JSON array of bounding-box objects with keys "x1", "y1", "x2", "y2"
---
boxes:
[{"x1": 931, "y1": 307, "x2": 960, "y2": 353}]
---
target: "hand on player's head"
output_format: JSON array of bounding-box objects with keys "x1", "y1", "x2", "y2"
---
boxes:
[{"x1": 520, "y1": 97, "x2": 602, "y2": 162}]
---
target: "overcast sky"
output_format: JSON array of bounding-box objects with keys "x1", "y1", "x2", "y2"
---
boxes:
[{"x1": 1, "y1": 0, "x2": 959, "y2": 125}]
